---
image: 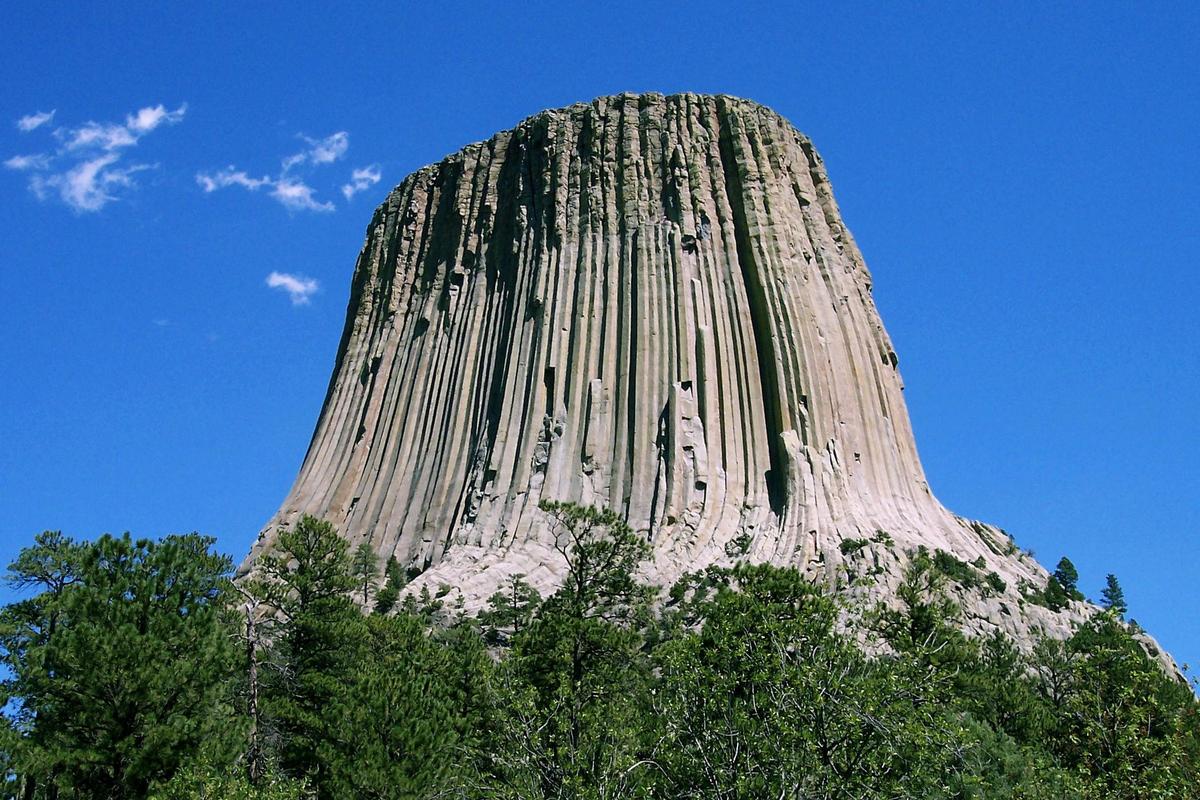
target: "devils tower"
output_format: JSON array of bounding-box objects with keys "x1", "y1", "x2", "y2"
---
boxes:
[{"x1": 246, "y1": 92, "x2": 1085, "y2": 644}]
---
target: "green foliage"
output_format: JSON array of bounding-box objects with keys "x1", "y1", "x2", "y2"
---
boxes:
[
  {"x1": 538, "y1": 500, "x2": 654, "y2": 624},
  {"x1": 350, "y1": 540, "x2": 380, "y2": 606},
  {"x1": 985, "y1": 570, "x2": 1006, "y2": 594},
  {"x1": 946, "y1": 718, "x2": 1085, "y2": 799},
  {"x1": 250, "y1": 515, "x2": 366, "y2": 795},
  {"x1": 1042, "y1": 576, "x2": 1071, "y2": 611},
  {"x1": 1021, "y1": 574, "x2": 1075, "y2": 612},
  {"x1": 372, "y1": 555, "x2": 406, "y2": 615},
  {"x1": 150, "y1": 762, "x2": 309, "y2": 800},
  {"x1": 1102, "y1": 573, "x2": 1128, "y2": 616},
  {"x1": 1, "y1": 532, "x2": 241, "y2": 799},
  {"x1": 874, "y1": 547, "x2": 972, "y2": 669},
  {"x1": 1049, "y1": 613, "x2": 1199, "y2": 798},
  {"x1": 657, "y1": 563, "x2": 959, "y2": 799},
  {"x1": 250, "y1": 515, "x2": 355, "y2": 617},
  {"x1": 932, "y1": 547, "x2": 983, "y2": 590},
  {"x1": 463, "y1": 501, "x2": 658, "y2": 799},
  {"x1": 959, "y1": 632, "x2": 1054, "y2": 745},
  {"x1": 838, "y1": 537, "x2": 868, "y2": 555},
  {"x1": 1054, "y1": 556, "x2": 1080, "y2": 594},
  {"x1": 724, "y1": 531, "x2": 752, "y2": 557},
  {"x1": 319, "y1": 613, "x2": 482, "y2": 799},
  {"x1": 4, "y1": 510, "x2": 1198, "y2": 800},
  {"x1": 478, "y1": 574, "x2": 541, "y2": 646}
]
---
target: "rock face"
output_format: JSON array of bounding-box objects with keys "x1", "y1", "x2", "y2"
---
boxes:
[{"x1": 246, "y1": 92, "x2": 1082, "y2": 644}]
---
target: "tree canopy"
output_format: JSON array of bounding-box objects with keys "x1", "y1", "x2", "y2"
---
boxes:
[{"x1": 2, "y1": 508, "x2": 1196, "y2": 800}]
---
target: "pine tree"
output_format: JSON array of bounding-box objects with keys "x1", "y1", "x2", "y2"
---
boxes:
[
  {"x1": 1043, "y1": 576, "x2": 1070, "y2": 611},
  {"x1": 1054, "y1": 556, "x2": 1080, "y2": 595},
  {"x1": 656, "y1": 563, "x2": 960, "y2": 798},
  {"x1": 1051, "y1": 613, "x2": 1199, "y2": 797},
  {"x1": 0, "y1": 530, "x2": 86, "y2": 798},
  {"x1": 473, "y1": 501, "x2": 657, "y2": 797},
  {"x1": 372, "y1": 556, "x2": 406, "y2": 615},
  {"x1": 1101, "y1": 573, "x2": 1127, "y2": 616},
  {"x1": 1, "y1": 532, "x2": 241, "y2": 798},
  {"x1": 350, "y1": 540, "x2": 380, "y2": 606},
  {"x1": 479, "y1": 573, "x2": 541, "y2": 646},
  {"x1": 252, "y1": 515, "x2": 365, "y2": 795},
  {"x1": 252, "y1": 515, "x2": 355, "y2": 616},
  {"x1": 321, "y1": 612, "x2": 477, "y2": 798},
  {"x1": 874, "y1": 546, "x2": 972, "y2": 668}
]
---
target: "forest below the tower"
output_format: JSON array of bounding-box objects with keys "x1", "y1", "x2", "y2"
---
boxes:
[{"x1": 2, "y1": 502, "x2": 1197, "y2": 800}]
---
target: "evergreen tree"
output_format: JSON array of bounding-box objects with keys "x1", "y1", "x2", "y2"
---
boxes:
[
  {"x1": 1053, "y1": 556, "x2": 1080, "y2": 595},
  {"x1": 372, "y1": 556, "x2": 406, "y2": 616},
  {"x1": 964, "y1": 632, "x2": 1053, "y2": 745},
  {"x1": 1050, "y1": 614, "x2": 1198, "y2": 797},
  {"x1": 151, "y1": 761, "x2": 309, "y2": 800},
  {"x1": 1042, "y1": 575, "x2": 1070, "y2": 611},
  {"x1": 0, "y1": 530, "x2": 86, "y2": 799},
  {"x1": 252, "y1": 515, "x2": 355, "y2": 616},
  {"x1": 1, "y1": 532, "x2": 241, "y2": 798},
  {"x1": 873, "y1": 546, "x2": 974, "y2": 670},
  {"x1": 321, "y1": 612, "x2": 483, "y2": 798},
  {"x1": 1101, "y1": 573, "x2": 1128, "y2": 616},
  {"x1": 656, "y1": 563, "x2": 959, "y2": 799},
  {"x1": 251, "y1": 515, "x2": 364, "y2": 796},
  {"x1": 6, "y1": 514, "x2": 1200, "y2": 800},
  {"x1": 478, "y1": 574, "x2": 541, "y2": 646},
  {"x1": 350, "y1": 540, "x2": 380, "y2": 606},
  {"x1": 540, "y1": 500, "x2": 654, "y2": 624},
  {"x1": 470, "y1": 501, "x2": 657, "y2": 798}
]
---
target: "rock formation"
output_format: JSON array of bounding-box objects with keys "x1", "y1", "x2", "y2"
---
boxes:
[{"x1": 245, "y1": 92, "x2": 1089, "y2": 645}]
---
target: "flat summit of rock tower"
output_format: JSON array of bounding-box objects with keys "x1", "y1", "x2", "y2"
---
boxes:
[{"x1": 245, "y1": 92, "x2": 1084, "y2": 644}]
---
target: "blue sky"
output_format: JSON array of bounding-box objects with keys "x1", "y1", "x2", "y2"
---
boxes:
[{"x1": 2, "y1": 3, "x2": 1196, "y2": 670}]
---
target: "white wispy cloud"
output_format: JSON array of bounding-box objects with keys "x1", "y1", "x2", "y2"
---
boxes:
[
  {"x1": 57, "y1": 103, "x2": 186, "y2": 153},
  {"x1": 4, "y1": 154, "x2": 51, "y2": 171},
  {"x1": 5, "y1": 103, "x2": 186, "y2": 212},
  {"x1": 196, "y1": 167, "x2": 272, "y2": 193},
  {"x1": 195, "y1": 169, "x2": 332, "y2": 212},
  {"x1": 126, "y1": 104, "x2": 186, "y2": 134},
  {"x1": 271, "y1": 178, "x2": 334, "y2": 212},
  {"x1": 31, "y1": 155, "x2": 152, "y2": 212},
  {"x1": 198, "y1": 130, "x2": 347, "y2": 213},
  {"x1": 341, "y1": 164, "x2": 382, "y2": 200},
  {"x1": 59, "y1": 121, "x2": 138, "y2": 152},
  {"x1": 17, "y1": 110, "x2": 55, "y2": 132},
  {"x1": 266, "y1": 271, "x2": 320, "y2": 305},
  {"x1": 282, "y1": 131, "x2": 349, "y2": 172}
]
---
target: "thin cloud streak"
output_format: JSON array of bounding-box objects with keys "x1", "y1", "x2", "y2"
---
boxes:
[
  {"x1": 196, "y1": 169, "x2": 332, "y2": 212},
  {"x1": 266, "y1": 271, "x2": 320, "y2": 305},
  {"x1": 126, "y1": 104, "x2": 186, "y2": 134},
  {"x1": 57, "y1": 103, "x2": 186, "y2": 153},
  {"x1": 4, "y1": 154, "x2": 51, "y2": 171},
  {"x1": 282, "y1": 131, "x2": 349, "y2": 172},
  {"x1": 342, "y1": 164, "x2": 382, "y2": 200},
  {"x1": 17, "y1": 110, "x2": 55, "y2": 132},
  {"x1": 196, "y1": 168, "x2": 272, "y2": 193},
  {"x1": 199, "y1": 130, "x2": 346, "y2": 213},
  {"x1": 32, "y1": 155, "x2": 154, "y2": 212}
]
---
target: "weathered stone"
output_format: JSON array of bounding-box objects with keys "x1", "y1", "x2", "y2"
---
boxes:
[{"x1": 242, "y1": 93, "x2": 1131, "y2": 650}]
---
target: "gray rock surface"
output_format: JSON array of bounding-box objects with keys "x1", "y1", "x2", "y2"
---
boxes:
[{"x1": 244, "y1": 92, "x2": 1104, "y2": 647}]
